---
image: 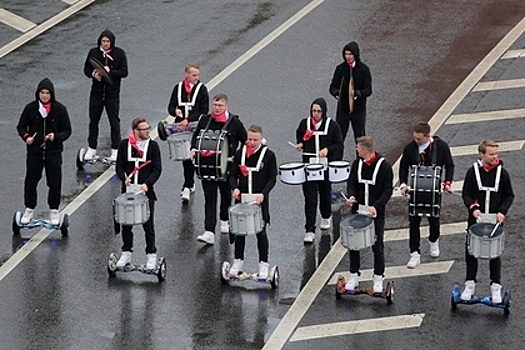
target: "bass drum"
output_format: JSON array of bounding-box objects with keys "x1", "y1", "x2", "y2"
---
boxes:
[
  {"x1": 195, "y1": 130, "x2": 230, "y2": 181},
  {"x1": 409, "y1": 165, "x2": 442, "y2": 217}
]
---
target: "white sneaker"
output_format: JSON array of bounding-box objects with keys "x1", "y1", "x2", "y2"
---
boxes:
[
  {"x1": 303, "y1": 232, "x2": 315, "y2": 244},
  {"x1": 145, "y1": 253, "x2": 157, "y2": 270},
  {"x1": 407, "y1": 252, "x2": 420, "y2": 269},
  {"x1": 259, "y1": 261, "x2": 270, "y2": 280},
  {"x1": 189, "y1": 184, "x2": 196, "y2": 193},
  {"x1": 197, "y1": 231, "x2": 215, "y2": 244},
  {"x1": 108, "y1": 148, "x2": 118, "y2": 162},
  {"x1": 373, "y1": 274, "x2": 384, "y2": 293},
  {"x1": 345, "y1": 273, "x2": 359, "y2": 290},
  {"x1": 220, "y1": 220, "x2": 230, "y2": 234},
  {"x1": 84, "y1": 147, "x2": 97, "y2": 161},
  {"x1": 491, "y1": 283, "x2": 502, "y2": 304},
  {"x1": 230, "y1": 259, "x2": 244, "y2": 276},
  {"x1": 116, "y1": 251, "x2": 132, "y2": 267},
  {"x1": 461, "y1": 280, "x2": 476, "y2": 301},
  {"x1": 50, "y1": 209, "x2": 60, "y2": 226},
  {"x1": 320, "y1": 216, "x2": 332, "y2": 230},
  {"x1": 21, "y1": 208, "x2": 34, "y2": 225},
  {"x1": 429, "y1": 239, "x2": 440, "y2": 258},
  {"x1": 180, "y1": 187, "x2": 191, "y2": 202}
]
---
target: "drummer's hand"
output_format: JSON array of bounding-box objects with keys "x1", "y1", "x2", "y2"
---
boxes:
[
  {"x1": 124, "y1": 178, "x2": 132, "y2": 186},
  {"x1": 296, "y1": 143, "x2": 303, "y2": 151},
  {"x1": 180, "y1": 119, "x2": 188, "y2": 131},
  {"x1": 190, "y1": 150, "x2": 196, "y2": 161},
  {"x1": 472, "y1": 209, "x2": 481, "y2": 219},
  {"x1": 400, "y1": 186, "x2": 410, "y2": 196},
  {"x1": 319, "y1": 147, "x2": 328, "y2": 158},
  {"x1": 45, "y1": 133, "x2": 54, "y2": 142},
  {"x1": 140, "y1": 183, "x2": 148, "y2": 193},
  {"x1": 368, "y1": 206, "x2": 377, "y2": 218},
  {"x1": 175, "y1": 108, "x2": 183, "y2": 117},
  {"x1": 443, "y1": 183, "x2": 452, "y2": 194},
  {"x1": 104, "y1": 65, "x2": 110, "y2": 73},
  {"x1": 232, "y1": 188, "x2": 241, "y2": 200},
  {"x1": 496, "y1": 212, "x2": 505, "y2": 223},
  {"x1": 93, "y1": 71, "x2": 102, "y2": 81},
  {"x1": 256, "y1": 193, "x2": 264, "y2": 205},
  {"x1": 26, "y1": 137, "x2": 34, "y2": 145},
  {"x1": 346, "y1": 198, "x2": 357, "y2": 206}
]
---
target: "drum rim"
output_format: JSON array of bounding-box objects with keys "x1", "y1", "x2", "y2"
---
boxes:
[
  {"x1": 306, "y1": 163, "x2": 324, "y2": 170},
  {"x1": 328, "y1": 160, "x2": 350, "y2": 167},
  {"x1": 279, "y1": 162, "x2": 305, "y2": 170},
  {"x1": 469, "y1": 223, "x2": 504, "y2": 238}
]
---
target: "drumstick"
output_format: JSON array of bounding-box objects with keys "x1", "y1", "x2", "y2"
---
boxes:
[
  {"x1": 489, "y1": 222, "x2": 500, "y2": 237},
  {"x1": 32, "y1": 132, "x2": 37, "y2": 138},
  {"x1": 287, "y1": 141, "x2": 296, "y2": 148},
  {"x1": 339, "y1": 191, "x2": 349, "y2": 201}
]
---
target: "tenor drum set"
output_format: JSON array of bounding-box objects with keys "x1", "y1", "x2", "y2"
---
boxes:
[{"x1": 279, "y1": 160, "x2": 350, "y2": 185}]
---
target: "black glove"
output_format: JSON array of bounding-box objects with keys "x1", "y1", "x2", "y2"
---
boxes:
[{"x1": 355, "y1": 90, "x2": 362, "y2": 98}]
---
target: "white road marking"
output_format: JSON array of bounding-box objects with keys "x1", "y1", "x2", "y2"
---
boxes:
[
  {"x1": 501, "y1": 49, "x2": 525, "y2": 59},
  {"x1": 289, "y1": 314, "x2": 425, "y2": 342},
  {"x1": 473, "y1": 78, "x2": 525, "y2": 91},
  {"x1": 0, "y1": 8, "x2": 36, "y2": 32},
  {"x1": 451, "y1": 140, "x2": 524, "y2": 157},
  {"x1": 446, "y1": 108, "x2": 525, "y2": 124},
  {"x1": 0, "y1": 0, "x2": 95, "y2": 59},
  {"x1": 327, "y1": 261, "x2": 454, "y2": 285},
  {"x1": 264, "y1": 14, "x2": 525, "y2": 350}
]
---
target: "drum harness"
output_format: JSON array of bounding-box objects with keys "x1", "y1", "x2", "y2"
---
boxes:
[
  {"x1": 176, "y1": 81, "x2": 203, "y2": 119},
  {"x1": 125, "y1": 138, "x2": 151, "y2": 193},
  {"x1": 357, "y1": 157, "x2": 384, "y2": 216},
  {"x1": 473, "y1": 161, "x2": 502, "y2": 221},
  {"x1": 307, "y1": 116, "x2": 332, "y2": 168},
  {"x1": 241, "y1": 145, "x2": 268, "y2": 198}
]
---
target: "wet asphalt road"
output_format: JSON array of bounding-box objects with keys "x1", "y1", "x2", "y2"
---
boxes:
[{"x1": 0, "y1": 1, "x2": 525, "y2": 349}]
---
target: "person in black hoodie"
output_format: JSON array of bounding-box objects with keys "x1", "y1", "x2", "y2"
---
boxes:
[
  {"x1": 329, "y1": 41, "x2": 372, "y2": 143},
  {"x1": 115, "y1": 117, "x2": 162, "y2": 270},
  {"x1": 167, "y1": 62, "x2": 209, "y2": 203},
  {"x1": 83, "y1": 29, "x2": 128, "y2": 162},
  {"x1": 460, "y1": 139, "x2": 514, "y2": 303},
  {"x1": 343, "y1": 136, "x2": 393, "y2": 293},
  {"x1": 17, "y1": 78, "x2": 72, "y2": 226},
  {"x1": 399, "y1": 121, "x2": 454, "y2": 268},
  {"x1": 190, "y1": 94, "x2": 247, "y2": 245},
  {"x1": 295, "y1": 97, "x2": 343, "y2": 243},
  {"x1": 228, "y1": 125, "x2": 277, "y2": 279}
]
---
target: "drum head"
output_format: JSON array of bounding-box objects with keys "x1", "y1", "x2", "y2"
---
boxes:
[
  {"x1": 229, "y1": 203, "x2": 259, "y2": 215},
  {"x1": 470, "y1": 223, "x2": 503, "y2": 237},
  {"x1": 328, "y1": 160, "x2": 350, "y2": 168},
  {"x1": 342, "y1": 214, "x2": 373, "y2": 229},
  {"x1": 280, "y1": 162, "x2": 304, "y2": 170},
  {"x1": 306, "y1": 163, "x2": 324, "y2": 171}
]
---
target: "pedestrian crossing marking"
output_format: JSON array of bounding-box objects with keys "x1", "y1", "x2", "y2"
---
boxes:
[
  {"x1": 327, "y1": 261, "x2": 454, "y2": 285},
  {"x1": 289, "y1": 313, "x2": 425, "y2": 342},
  {"x1": 501, "y1": 49, "x2": 525, "y2": 59},
  {"x1": 450, "y1": 140, "x2": 524, "y2": 157},
  {"x1": 0, "y1": 8, "x2": 36, "y2": 32},
  {"x1": 383, "y1": 222, "x2": 466, "y2": 242},
  {"x1": 473, "y1": 78, "x2": 525, "y2": 91},
  {"x1": 447, "y1": 108, "x2": 525, "y2": 124}
]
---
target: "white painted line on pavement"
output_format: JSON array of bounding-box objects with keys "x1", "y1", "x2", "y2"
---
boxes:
[
  {"x1": 289, "y1": 314, "x2": 425, "y2": 342},
  {"x1": 384, "y1": 221, "x2": 466, "y2": 242},
  {"x1": 265, "y1": 15, "x2": 525, "y2": 350},
  {"x1": 0, "y1": 0, "x2": 95, "y2": 59},
  {"x1": 451, "y1": 140, "x2": 524, "y2": 157},
  {"x1": 501, "y1": 49, "x2": 525, "y2": 59},
  {"x1": 328, "y1": 261, "x2": 454, "y2": 285},
  {"x1": 473, "y1": 78, "x2": 525, "y2": 91},
  {"x1": 447, "y1": 108, "x2": 525, "y2": 124},
  {"x1": 0, "y1": 8, "x2": 36, "y2": 32}
]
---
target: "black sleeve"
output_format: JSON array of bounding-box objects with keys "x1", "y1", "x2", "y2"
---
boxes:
[
  {"x1": 261, "y1": 150, "x2": 277, "y2": 197},
  {"x1": 498, "y1": 169, "x2": 514, "y2": 215},
  {"x1": 329, "y1": 65, "x2": 342, "y2": 98},
  {"x1": 144, "y1": 141, "x2": 162, "y2": 188}
]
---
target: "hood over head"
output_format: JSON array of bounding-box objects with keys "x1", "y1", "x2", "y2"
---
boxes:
[
  {"x1": 342, "y1": 41, "x2": 360, "y2": 61},
  {"x1": 310, "y1": 97, "x2": 327, "y2": 118},
  {"x1": 35, "y1": 77, "x2": 55, "y2": 102},
  {"x1": 98, "y1": 29, "x2": 116, "y2": 49}
]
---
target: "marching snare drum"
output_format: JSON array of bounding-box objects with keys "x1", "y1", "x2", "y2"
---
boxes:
[
  {"x1": 195, "y1": 130, "x2": 230, "y2": 181},
  {"x1": 328, "y1": 160, "x2": 350, "y2": 183},
  {"x1": 306, "y1": 163, "x2": 325, "y2": 181},
  {"x1": 279, "y1": 162, "x2": 305, "y2": 185},
  {"x1": 468, "y1": 222, "x2": 505, "y2": 259},
  {"x1": 167, "y1": 131, "x2": 192, "y2": 161},
  {"x1": 408, "y1": 165, "x2": 442, "y2": 217},
  {"x1": 229, "y1": 202, "x2": 264, "y2": 236},
  {"x1": 114, "y1": 192, "x2": 150, "y2": 225},
  {"x1": 340, "y1": 214, "x2": 375, "y2": 250}
]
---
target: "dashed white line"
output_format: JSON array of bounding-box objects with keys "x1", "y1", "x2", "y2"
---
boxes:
[
  {"x1": 473, "y1": 78, "x2": 525, "y2": 91},
  {"x1": 0, "y1": 8, "x2": 36, "y2": 32},
  {"x1": 501, "y1": 49, "x2": 525, "y2": 59},
  {"x1": 447, "y1": 108, "x2": 525, "y2": 124},
  {"x1": 450, "y1": 140, "x2": 524, "y2": 157}
]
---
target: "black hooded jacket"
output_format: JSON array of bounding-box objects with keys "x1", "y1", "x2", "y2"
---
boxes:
[
  {"x1": 17, "y1": 78, "x2": 72, "y2": 156},
  {"x1": 83, "y1": 29, "x2": 128, "y2": 98},
  {"x1": 295, "y1": 97, "x2": 343, "y2": 163},
  {"x1": 329, "y1": 41, "x2": 372, "y2": 116}
]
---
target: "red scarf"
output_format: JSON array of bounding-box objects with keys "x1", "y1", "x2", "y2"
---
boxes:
[
  {"x1": 42, "y1": 102, "x2": 51, "y2": 115},
  {"x1": 197, "y1": 150, "x2": 218, "y2": 157},
  {"x1": 245, "y1": 142, "x2": 255, "y2": 158},
  {"x1": 364, "y1": 152, "x2": 377, "y2": 166},
  {"x1": 128, "y1": 133, "x2": 144, "y2": 157},
  {"x1": 212, "y1": 112, "x2": 227, "y2": 123},
  {"x1": 129, "y1": 160, "x2": 152, "y2": 178},
  {"x1": 482, "y1": 158, "x2": 500, "y2": 172},
  {"x1": 347, "y1": 61, "x2": 355, "y2": 69},
  {"x1": 102, "y1": 48, "x2": 113, "y2": 61},
  {"x1": 183, "y1": 77, "x2": 192, "y2": 100},
  {"x1": 239, "y1": 165, "x2": 249, "y2": 177},
  {"x1": 303, "y1": 118, "x2": 318, "y2": 141}
]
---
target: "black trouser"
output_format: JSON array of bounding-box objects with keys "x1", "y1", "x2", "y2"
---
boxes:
[
  {"x1": 465, "y1": 233, "x2": 501, "y2": 284},
  {"x1": 409, "y1": 215, "x2": 440, "y2": 253},
  {"x1": 181, "y1": 159, "x2": 195, "y2": 189},
  {"x1": 336, "y1": 111, "x2": 366, "y2": 142},
  {"x1": 24, "y1": 152, "x2": 62, "y2": 210},
  {"x1": 202, "y1": 180, "x2": 231, "y2": 232},
  {"x1": 349, "y1": 212, "x2": 385, "y2": 276},
  {"x1": 121, "y1": 198, "x2": 156, "y2": 254},
  {"x1": 302, "y1": 179, "x2": 332, "y2": 232},
  {"x1": 88, "y1": 94, "x2": 121, "y2": 150},
  {"x1": 233, "y1": 225, "x2": 269, "y2": 262}
]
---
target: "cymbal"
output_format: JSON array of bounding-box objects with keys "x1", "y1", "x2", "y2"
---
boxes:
[{"x1": 89, "y1": 56, "x2": 113, "y2": 85}]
